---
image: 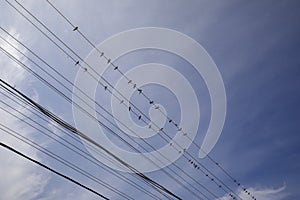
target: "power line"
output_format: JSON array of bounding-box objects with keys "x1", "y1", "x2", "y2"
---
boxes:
[
  {"x1": 0, "y1": 90, "x2": 163, "y2": 200},
  {"x1": 0, "y1": 142, "x2": 110, "y2": 200},
  {"x1": 0, "y1": 37, "x2": 206, "y2": 199},
  {"x1": 42, "y1": 1, "x2": 256, "y2": 199},
  {"x1": 0, "y1": 28, "x2": 215, "y2": 199},
  {"x1": 4, "y1": 1, "x2": 255, "y2": 199},
  {"x1": 0, "y1": 78, "x2": 182, "y2": 200}
]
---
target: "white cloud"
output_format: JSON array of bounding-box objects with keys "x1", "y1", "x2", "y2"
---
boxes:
[
  {"x1": 0, "y1": 29, "x2": 50, "y2": 200},
  {"x1": 218, "y1": 185, "x2": 288, "y2": 200}
]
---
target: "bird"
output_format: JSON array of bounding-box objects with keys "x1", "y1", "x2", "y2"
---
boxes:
[
  {"x1": 128, "y1": 106, "x2": 131, "y2": 111},
  {"x1": 148, "y1": 124, "x2": 151, "y2": 129},
  {"x1": 100, "y1": 52, "x2": 104, "y2": 57},
  {"x1": 138, "y1": 115, "x2": 141, "y2": 120},
  {"x1": 114, "y1": 66, "x2": 118, "y2": 70},
  {"x1": 104, "y1": 86, "x2": 107, "y2": 90},
  {"x1": 107, "y1": 58, "x2": 111, "y2": 64},
  {"x1": 137, "y1": 89, "x2": 142, "y2": 94},
  {"x1": 159, "y1": 127, "x2": 163, "y2": 131},
  {"x1": 120, "y1": 100, "x2": 124, "y2": 104},
  {"x1": 149, "y1": 100, "x2": 154, "y2": 104},
  {"x1": 83, "y1": 67, "x2": 87, "y2": 72},
  {"x1": 133, "y1": 83, "x2": 137, "y2": 88},
  {"x1": 75, "y1": 61, "x2": 79, "y2": 65},
  {"x1": 73, "y1": 26, "x2": 78, "y2": 31},
  {"x1": 168, "y1": 119, "x2": 172, "y2": 123}
]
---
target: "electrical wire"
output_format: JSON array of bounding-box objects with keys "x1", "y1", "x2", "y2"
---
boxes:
[
  {"x1": 0, "y1": 28, "x2": 217, "y2": 199},
  {"x1": 42, "y1": 1, "x2": 256, "y2": 199},
  {"x1": 0, "y1": 36, "x2": 207, "y2": 200},
  {"x1": 0, "y1": 142, "x2": 110, "y2": 200},
  {"x1": 0, "y1": 90, "x2": 163, "y2": 200},
  {"x1": 0, "y1": 78, "x2": 182, "y2": 200},
  {"x1": 4, "y1": 1, "x2": 256, "y2": 199}
]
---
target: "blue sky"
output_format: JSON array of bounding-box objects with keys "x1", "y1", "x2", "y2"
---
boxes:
[{"x1": 0, "y1": 0, "x2": 300, "y2": 199}]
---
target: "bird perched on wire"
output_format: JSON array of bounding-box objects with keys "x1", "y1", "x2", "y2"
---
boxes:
[
  {"x1": 75, "y1": 61, "x2": 79, "y2": 65},
  {"x1": 73, "y1": 26, "x2": 78, "y2": 31}
]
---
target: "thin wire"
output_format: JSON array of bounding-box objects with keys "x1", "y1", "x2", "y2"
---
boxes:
[
  {"x1": 2, "y1": 3, "x2": 219, "y2": 198},
  {"x1": 0, "y1": 125, "x2": 134, "y2": 200},
  {"x1": 0, "y1": 90, "x2": 173, "y2": 200},
  {"x1": 0, "y1": 93, "x2": 162, "y2": 200},
  {"x1": 0, "y1": 142, "x2": 110, "y2": 200},
  {"x1": 6, "y1": 1, "x2": 250, "y2": 199},
  {"x1": 0, "y1": 29, "x2": 215, "y2": 199},
  {"x1": 0, "y1": 39, "x2": 206, "y2": 200},
  {"x1": 0, "y1": 79, "x2": 182, "y2": 200},
  {"x1": 43, "y1": 1, "x2": 254, "y2": 199}
]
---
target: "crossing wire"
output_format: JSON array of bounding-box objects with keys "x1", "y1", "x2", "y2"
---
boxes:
[
  {"x1": 5, "y1": 1, "x2": 253, "y2": 198},
  {"x1": 0, "y1": 27, "x2": 216, "y2": 200},
  {"x1": 0, "y1": 33, "x2": 208, "y2": 199},
  {"x1": 0, "y1": 79, "x2": 182, "y2": 200},
  {"x1": 43, "y1": 1, "x2": 256, "y2": 199},
  {"x1": 0, "y1": 90, "x2": 163, "y2": 200},
  {"x1": 0, "y1": 141, "x2": 109, "y2": 200},
  {"x1": 3, "y1": 1, "x2": 240, "y2": 196}
]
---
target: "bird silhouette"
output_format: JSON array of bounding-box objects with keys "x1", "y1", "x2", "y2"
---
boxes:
[
  {"x1": 73, "y1": 26, "x2": 78, "y2": 31},
  {"x1": 114, "y1": 66, "x2": 118, "y2": 70},
  {"x1": 107, "y1": 58, "x2": 111, "y2": 64},
  {"x1": 75, "y1": 61, "x2": 79, "y2": 65},
  {"x1": 104, "y1": 86, "x2": 107, "y2": 90},
  {"x1": 137, "y1": 89, "x2": 142, "y2": 94}
]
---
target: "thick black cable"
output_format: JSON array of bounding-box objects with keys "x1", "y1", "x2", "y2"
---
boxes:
[
  {"x1": 5, "y1": 1, "x2": 248, "y2": 198},
  {"x1": 0, "y1": 122, "x2": 134, "y2": 200},
  {"x1": 0, "y1": 30, "x2": 212, "y2": 199},
  {"x1": 42, "y1": 2, "x2": 256, "y2": 199},
  {"x1": 0, "y1": 42, "x2": 201, "y2": 199},
  {"x1": 0, "y1": 30, "x2": 212, "y2": 200},
  {"x1": 0, "y1": 79, "x2": 182, "y2": 200},
  {"x1": 0, "y1": 142, "x2": 109, "y2": 200},
  {"x1": 0, "y1": 94, "x2": 162, "y2": 200}
]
